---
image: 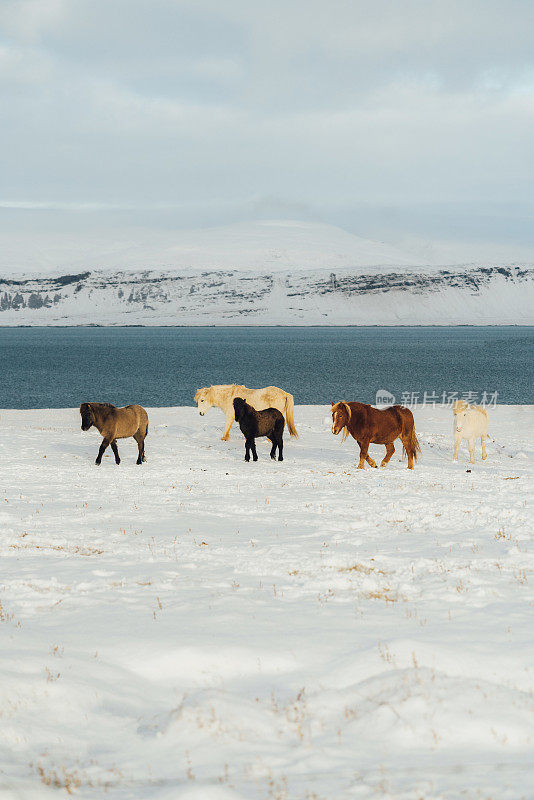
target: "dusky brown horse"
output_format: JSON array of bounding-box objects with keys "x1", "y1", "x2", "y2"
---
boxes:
[
  {"x1": 233, "y1": 397, "x2": 285, "y2": 462},
  {"x1": 331, "y1": 401, "x2": 421, "y2": 469},
  {"x1": 80, "y1": 403, "x2": 149, "y2": 465}
]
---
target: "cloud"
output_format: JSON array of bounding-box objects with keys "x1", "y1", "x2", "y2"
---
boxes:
[{"x1": 0, "y1": 0, "x2": 533, "y2": 258}]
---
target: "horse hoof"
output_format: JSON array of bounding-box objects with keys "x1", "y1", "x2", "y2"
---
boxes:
[
  {"x1": 95, "y1": 460, "x2": 101, "y2": 466},
  {"x1": 115, "y1": 460, "x2": 121, "y2": 465},
  {"x1": 278, "y1": 456, "x2": 283, "y2": 462}
]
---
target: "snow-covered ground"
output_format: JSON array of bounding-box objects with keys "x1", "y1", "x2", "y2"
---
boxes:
[{"x1": 1, "y1": 405, "x2": 533, "y2": 799}]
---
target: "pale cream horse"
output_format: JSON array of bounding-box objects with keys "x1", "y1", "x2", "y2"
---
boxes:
[
  {"x1": 194, "y1": 384, "x2": 298, "y2": 441},
  {"x1": 453, "y1": 399, "x2": 489, "y2": 464}
]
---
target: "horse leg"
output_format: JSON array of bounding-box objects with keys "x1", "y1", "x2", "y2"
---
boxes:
[
  {"x1": 110, "y1": 440, "x2": 121, "y2": 465},
  {"x1": 245, "y1": 438, "x2": 251, "y2": 462},
  {"x1": 268, "y1": 437, "x2": 277, "y2": 460},
  {"x1": 222, "y1": 413, "x2": 234, "y2": 441},
  {"x1": 365, "y1": 453, "x2": 377, "y2": 468},
  {"x1": 481, "y1": 435, "x2": 487, "y2": 460},
  {"x1": 468, "y1": 438, "x2": 475, "y2": 464},
  {"x1": 133, "y1": 431, "x2": 145, "y2": 464},
  {"x1": 380, "y1": 443, "x2": 395, "y2": 467},
  {"x1": 251, "y1": 438, "x2": 258, "y2": 462},
  {"x1": 453, "y1": 436, "x2": 461, "y2": 461},
  {"x1": 277, "y1": 432, "x2": 283, "y2": 462},
  {"x1": 95, "y1": 438, "x2": 110, "y2": 466},
  {"x1": 357, "y1": 440, "x2": 369, "y2": 469}
]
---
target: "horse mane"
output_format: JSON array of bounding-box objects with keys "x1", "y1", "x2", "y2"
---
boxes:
[
  {"x1": 332, "y1": 401, "x2": 352, "y2": 442},
  {"x1": 453, "y1": 399, "x2": 488, "y2": 418}
]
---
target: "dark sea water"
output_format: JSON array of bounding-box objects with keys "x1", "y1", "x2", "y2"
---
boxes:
[{"x1": 0, "y1": 326, "x2": 532, "y2": 409}]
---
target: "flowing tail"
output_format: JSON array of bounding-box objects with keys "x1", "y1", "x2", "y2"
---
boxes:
[
  {"x1": 402, "y1": 426, "x2": 421, "y2": 464},
  {"x1": 284, "y1": 393, "x2": 298, "y2": 438}
]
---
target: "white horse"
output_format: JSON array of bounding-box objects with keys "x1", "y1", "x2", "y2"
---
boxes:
[
  {"x1": 452, "y1": 400, "x2": 489, "y2": 464},
  {"x1": 194, "y1": 384, "x2": 298, "y2": 441}
]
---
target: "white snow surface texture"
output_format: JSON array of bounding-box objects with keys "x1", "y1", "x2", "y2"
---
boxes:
[{"x1": 1, "y1": 404, "x2": 533, "y2": 799}]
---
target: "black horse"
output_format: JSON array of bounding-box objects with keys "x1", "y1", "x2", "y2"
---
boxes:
[{"x1": 233, "y1": 397, "x2": 285, "y2": 462}]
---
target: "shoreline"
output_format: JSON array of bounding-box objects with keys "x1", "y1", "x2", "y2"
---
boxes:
[{"x1": 1, "y1": 322, "x2": 534, "y2": 328}]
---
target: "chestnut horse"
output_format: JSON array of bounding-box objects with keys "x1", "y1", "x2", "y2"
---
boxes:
[{"x1": 331, "y1": 401, "x2": 421, "y2": 469}]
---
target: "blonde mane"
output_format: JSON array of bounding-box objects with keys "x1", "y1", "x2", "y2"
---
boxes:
[
  {"x1": 332, "y1": 401, "x2": 352, "y2": 442},
  {"x1": 453, "y1": 399, "x2": 488, "y2": 418}
]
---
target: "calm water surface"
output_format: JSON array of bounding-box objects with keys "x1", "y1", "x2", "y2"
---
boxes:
[{"x1": 0, "y1": 326, "x2": 532, "y2": 408}]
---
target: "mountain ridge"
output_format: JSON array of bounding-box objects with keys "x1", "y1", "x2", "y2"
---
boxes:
[{"x1": 1, "y1": 262, "x2": 532, "y2": 326}]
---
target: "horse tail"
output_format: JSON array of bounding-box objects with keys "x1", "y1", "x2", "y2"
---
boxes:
[
  {"x1": 145, "y1": 420, "x2": 149, "y2": 437},
  {"x1": 399, "y1": 408, "x2": 421, "y2": 464},
  {"x1": 284, "y1": 393, "x2": 298, "y2": 438},
  {"x1": 403, "y1": 427, "x2": 421, "y2": 464}
]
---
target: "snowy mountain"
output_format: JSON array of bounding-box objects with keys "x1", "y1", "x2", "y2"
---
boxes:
[
  {"x1": 0, "y1": 220, "x2": 433, "y2": 275},
  {"x1": 1, "y1": 263, "x2": 532, "y2": 326},
  {"x1": 0, "y1": 222, "x2": 532, "y2": 325}
]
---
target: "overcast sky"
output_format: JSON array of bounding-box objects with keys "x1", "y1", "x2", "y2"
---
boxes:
[{"x1": 1, "y1": 0, "x2": 533, "y2": 264}]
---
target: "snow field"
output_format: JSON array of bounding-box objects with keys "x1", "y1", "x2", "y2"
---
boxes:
[{"x1": 0, "y1": 405, "x2": 533, "y2": 799}]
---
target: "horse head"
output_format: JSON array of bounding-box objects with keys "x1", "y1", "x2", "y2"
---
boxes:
[
  {"x1": 233, "y1": 397, "x2": 246, "y2": 421},
  {"x1": 452, "y1": 399, "x2": 469, "y2": 433},
  {"x1": 331, "y1": 402, "x2": 351, "y2": 441},
  {"x1": 194, "y1": 387, "x2": 212, "y2": 416},
  {"x1": 79, "y1": 402, "x2": 95, "y2": 431}
]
